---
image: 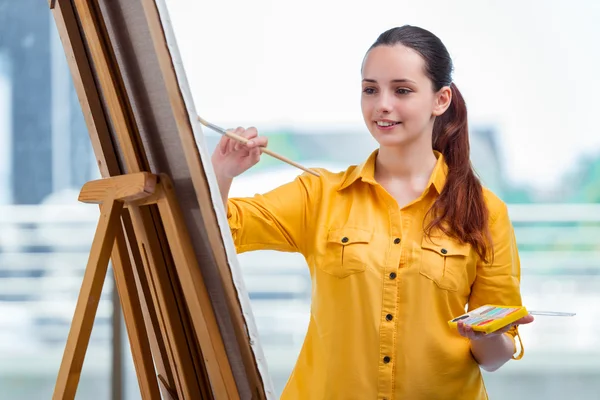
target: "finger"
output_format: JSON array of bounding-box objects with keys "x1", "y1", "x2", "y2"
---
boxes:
[
  {"x1": 497, "y1": 315, "x2": 534, "y2": 333},
  {"x1": 517, "y1": 314, "x2": 535, "y2": 325},
  {"x1": 244, "y1": 126, "x2": 258, "y2": 148},
  {"x1": 227, "y1": 129, "x2": 240, "y2": 153},
  {"x1": 249, "y1": 135, "x2": 268, "y2": 149},
  {"x1": 244, "y1": 126, "x2": 258, "y2": 140},
  {"x1": 463, "y1": 324, "x2": 474, "y2": 338},
  {"x1": 234, "y1": 140, "x2": 242, "y2": 152},
  {"x1": 219, "y1": 136, "x2": 230, "y2": 155},
  {"x1": 233, "y1": 127, "x2": 243, "y2": 151},
  {"x1": 457, "y1": 322, "x2": 467, "y2": 337},
  {"x1": 473, "y1": 331, "x2": 487, "y2": 339},
  {"x1": 249, "y1": 147, "x2": 261, "y2": 162},
  {"x1": 493, "y1": 327, "x2": 510, "y2": 335},
  {"x1": 228, "y1": 139, "x2": 237, "y2": 154},
  {"x1": 234, "y1": 127, "x2": 248, "y2": 151},
  {"x1": 244, "y1": 127, "x2": 260, "y2": 148},
  {"x1": 465, "y1": 324, "x2": 486, "y2": 340}
]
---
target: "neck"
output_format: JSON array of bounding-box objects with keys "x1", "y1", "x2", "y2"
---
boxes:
[{"x1": 375, "y1": 141, "x2": 438, "y2": 182}]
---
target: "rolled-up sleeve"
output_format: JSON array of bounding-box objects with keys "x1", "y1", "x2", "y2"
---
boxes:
[
  {"x1": 227, "y1": 171, "x2": 321, "y2": 256},
  {"x1": 468, "y1": 202, "x2": 525, "y2": 359}
]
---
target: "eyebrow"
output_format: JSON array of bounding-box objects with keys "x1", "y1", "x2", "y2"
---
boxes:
[{"x1": 362, "y1": 78, "x2": 416, "y2": 84}]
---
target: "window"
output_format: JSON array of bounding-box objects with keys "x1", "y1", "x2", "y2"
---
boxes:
[{"x1": 2, "y1": 2, "x2": 598, "y2": 399}]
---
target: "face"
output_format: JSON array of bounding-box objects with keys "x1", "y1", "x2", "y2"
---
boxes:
[{"x1": 361, "y1": 44, "x2": 451, "y2": 148}]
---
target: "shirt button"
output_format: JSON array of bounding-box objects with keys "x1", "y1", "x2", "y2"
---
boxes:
[
  {"x1": 341, "y1": 237, "x2": 349, "y2": 243},
  {"x1": 386, "y1": 314, "x2": 393, "y2": 321},
  {"x1": 441, "y1": 248, "x2": 448, "y2": 254},
  {"x1": 389, "y1": 272, "x2": 397, "y2": 279},
  {"x1": 383, "y1": 356, "x2": 391, "y2": 363},
  {"x1": 394, "y1": 238, "x2": 400, "y2": 244}
]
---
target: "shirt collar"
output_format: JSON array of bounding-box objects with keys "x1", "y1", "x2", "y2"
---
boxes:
[{"x1": 337, "y1": 149, "x2": 448, "y2": 194}]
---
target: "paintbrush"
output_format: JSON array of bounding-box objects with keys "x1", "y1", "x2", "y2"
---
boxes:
[{"x1": 198, "y1": 116, "x2": 320, "y2": 177}]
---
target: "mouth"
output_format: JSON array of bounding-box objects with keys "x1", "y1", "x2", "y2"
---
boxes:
[{"x1": 375, "y1": 120, "x2": 401, "y2": 128}]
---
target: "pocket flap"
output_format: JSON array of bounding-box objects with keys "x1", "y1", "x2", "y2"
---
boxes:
[
  {"x1": 327, "y1": 228, "x2": 373, "y2": 245},
  {"x1": 421, "y1": 236, "x2": 470, "y2": 257}
]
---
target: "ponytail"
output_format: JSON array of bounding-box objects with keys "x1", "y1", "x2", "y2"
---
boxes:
[
  {"x1": 425, "y1": 83, "x2": 492, "y2": 262},
  {"x1": 367, "y1": 26, "x2": 492, "y2": 262}
]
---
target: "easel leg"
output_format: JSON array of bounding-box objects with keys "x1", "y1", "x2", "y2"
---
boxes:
[
  {"x1": 53, "y1": 198, "x2": 124, "y2": 400},
  {"x1": 121, "y1": 210, "x2": 176, "y2": 386},
  {"x1": 111, "y1": 220, "x2": 162, "y2": 400},
  {"x1": 129, "y1": 205, "x2": 202, "y2": 399},
  {"x1": 156, "y1": 174, "x2": 238, "y2": 399},
  {"x1": 158, "y1": 375, "x2": 178, "y2": 400},
  {"x1": 111, "y1": 273, "x2": 123, "y2": 400}
]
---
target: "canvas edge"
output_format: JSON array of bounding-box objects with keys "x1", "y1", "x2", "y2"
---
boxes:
[{"x1": 151, "y1": 0, "x2": 276, "y2": 397}]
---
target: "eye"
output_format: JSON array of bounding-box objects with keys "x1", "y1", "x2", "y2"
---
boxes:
[
  {"x1": 362, "y1": 87, "x2": 376, "y2": 95},
  {"x1": 396, "y1": 88, "x2": 412, "y2": 95}
]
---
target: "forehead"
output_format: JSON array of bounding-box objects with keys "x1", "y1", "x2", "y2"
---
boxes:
[{"x1": 362, "y1": 44, "x2": 427, "y2": 82}]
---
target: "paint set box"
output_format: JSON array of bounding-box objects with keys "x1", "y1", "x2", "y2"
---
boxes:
[{"x1": 448, "y1": 305, "x2": 529, "y2": 334}]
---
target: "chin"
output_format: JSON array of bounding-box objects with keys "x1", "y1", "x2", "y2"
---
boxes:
[
  {"x1": 369, "y1": 123, "x2": 424, "y2": 148},
  {"x1": 371, "y1": 130, "x2": 413, "y2": 147}
]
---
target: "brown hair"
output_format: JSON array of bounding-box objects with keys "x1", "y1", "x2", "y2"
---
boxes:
[{"x1": 369, "y1": 26, "x2": 492, "y2": 262}]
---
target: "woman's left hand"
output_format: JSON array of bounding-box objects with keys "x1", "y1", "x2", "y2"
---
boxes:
[{"x1": 457, "y1": 314, "x2": 535, "y2": 341}]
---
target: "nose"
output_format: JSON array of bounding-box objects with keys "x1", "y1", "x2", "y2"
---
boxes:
[{"x1": 375, "y1": 91, "x2": 393, "y2": 114}]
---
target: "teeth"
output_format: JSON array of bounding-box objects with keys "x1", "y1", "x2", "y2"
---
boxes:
[{"x1": 376, "y1": 121, "x2": 398, "y2": 127}]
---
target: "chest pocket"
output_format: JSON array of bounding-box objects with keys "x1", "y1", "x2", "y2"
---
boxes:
[
  {"x1": 420, "y1": 236, "x2": 470, "y2": 291},
  {"x1": 319, "y1": 228, "x2": 372, "y2": 278}
]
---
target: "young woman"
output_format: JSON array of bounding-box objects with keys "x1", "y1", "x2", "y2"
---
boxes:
[{"x1": 212, "y1": 25, "x2": 534, "y2": 400}]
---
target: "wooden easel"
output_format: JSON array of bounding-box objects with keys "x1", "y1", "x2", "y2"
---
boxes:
[
  {"x1": 48, "y1": 0, "x2": 271, "y2": 398},
  {"x1": 52, "y1": 172, "x2": 238, "y2": 400}
]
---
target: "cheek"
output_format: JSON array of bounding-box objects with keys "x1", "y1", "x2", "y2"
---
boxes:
[
  {"x1": 399, "y1": 99, "x2": 432, "y2": 122},
  {"x1": 361, "y1": 97, "x2": 373, "y2": 117}
]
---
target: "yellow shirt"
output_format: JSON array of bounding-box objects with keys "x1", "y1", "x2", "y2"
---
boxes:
[{"x1": 228, "y1": 150, "x2": 524, "y2": 400}]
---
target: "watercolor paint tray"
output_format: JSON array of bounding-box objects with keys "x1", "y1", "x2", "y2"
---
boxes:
[{"x1": 449, "y1": 305, "x2": 575, "y2": 334}]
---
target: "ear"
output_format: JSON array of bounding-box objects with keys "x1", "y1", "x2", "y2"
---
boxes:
[{"x1": 432, "y1": 86, "x2": 452, "y2": 116}]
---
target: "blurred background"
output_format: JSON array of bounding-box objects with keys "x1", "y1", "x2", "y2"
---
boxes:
[{"x1": 1, "y1": 0, "x2": 599, "y2": 398}]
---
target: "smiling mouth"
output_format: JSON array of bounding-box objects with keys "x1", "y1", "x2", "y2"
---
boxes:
[{"x1": 376, "y1": 121, "x2": 401, "y2": 127}]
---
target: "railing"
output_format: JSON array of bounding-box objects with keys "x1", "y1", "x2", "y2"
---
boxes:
[{"x1": 1, "y1": 203, "x2": 600, "y2": 390}]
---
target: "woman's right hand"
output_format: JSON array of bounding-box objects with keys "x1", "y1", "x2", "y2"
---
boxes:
[{"x1": 211, "y1": 126, "x2": 268, "y2": 179}]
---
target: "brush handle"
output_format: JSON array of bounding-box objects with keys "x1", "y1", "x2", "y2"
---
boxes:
[
  {"x1": 529, "y1": 311, "x2": 576, "y2": 317},
  {"x1": 199, "y1": 117, "x2": 320, "y2": 177}
]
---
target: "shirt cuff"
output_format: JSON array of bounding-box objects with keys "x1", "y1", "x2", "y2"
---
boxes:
[{"x1": 506, "y1": 326, "x2": 524, "y2": 360}]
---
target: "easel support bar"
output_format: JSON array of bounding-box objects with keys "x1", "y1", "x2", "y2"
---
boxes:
[{"x1": 79, "y1": 172, "x2": 157, "y2": 204}]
